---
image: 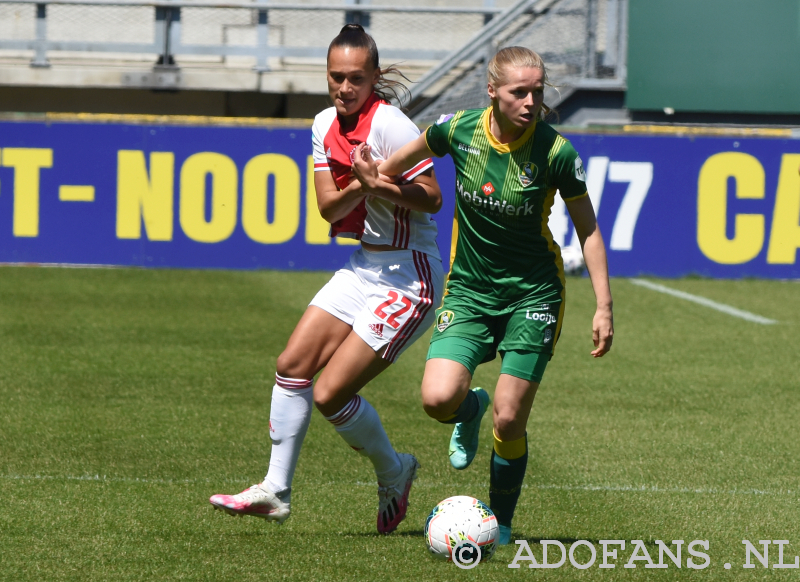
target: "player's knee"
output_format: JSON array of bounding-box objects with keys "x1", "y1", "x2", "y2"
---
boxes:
[
  {"x1": 312, "y1": 385, "x2": 330, "y2": 409},
  {"x1": 421, "y1": 391, "x2": 459, "y2": 420},
  {"x1": 493, "y1": 411, "x2": 524, "y2": 441},
  {"x1": 312, "y1": 383, "x2": 340, "y2": 417},
  {"x1": 276, "y1": 348, "x2": 309, "y2": 379}
]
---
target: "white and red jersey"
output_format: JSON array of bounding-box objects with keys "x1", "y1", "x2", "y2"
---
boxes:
[{"x1": 312, "y1": 93, "x2": 440, "y2": 260}]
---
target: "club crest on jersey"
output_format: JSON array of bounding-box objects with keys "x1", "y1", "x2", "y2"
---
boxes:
[
  {"x1": 349, "y1": 145, "x2": 358, "y2": 164},
  {"x1": 575, "y1": 157, "x2": 586, "y2": 181},
  {"x1": 482, "y1": 182, "x2": 495, "y2": 196},
  {"x1": 436, "y1": 113, "x2": 454, "y2": 125},
  {"x1": 437, "y1": 310, "x2": 455, "y2": 332},
  {"x1": 519, "y1": 162, "x2": 538, "y2": 187}
]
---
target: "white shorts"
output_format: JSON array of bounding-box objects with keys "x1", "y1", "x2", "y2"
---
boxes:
[{"x1": 309, "y1": 248, "x2": 444, "y2": 363}]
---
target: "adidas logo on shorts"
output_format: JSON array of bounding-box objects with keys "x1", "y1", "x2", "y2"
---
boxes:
[{"x1": 369, "y1": 323, "x2": 384, "y2": 338}]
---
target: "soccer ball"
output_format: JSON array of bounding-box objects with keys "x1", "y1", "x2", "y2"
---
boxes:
[
  {"x1": 424, "y1": 496, "x2": 499, "y2": 563},
  {"x1": 561, "y1": 245, "x2": 586, "y2": 275}
]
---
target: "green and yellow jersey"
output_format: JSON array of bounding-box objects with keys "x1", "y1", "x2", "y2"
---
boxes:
[{"x1": 425, "y1": 107, "x2": 588, "y2": 308}]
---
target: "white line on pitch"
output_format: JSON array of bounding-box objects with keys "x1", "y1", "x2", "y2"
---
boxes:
[
  {"x1": 0, "y1": 474, "x2": 236, "y2": 485},
  {"x1": 629, "y1": 278, "x2": 777, "y2": 325},
  {"x1": 356, "y1": 481, "x2": 791, "y2": 497},
  {"x1": 1, "y1": 474, "x2": 793, "y2": 497}
]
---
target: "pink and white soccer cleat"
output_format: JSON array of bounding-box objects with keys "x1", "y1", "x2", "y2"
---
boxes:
[
  {"x1": 377, "y1": 453, "x2": 420, "y2": 534},
  {"x1": 209, "y1": 484, "x2": 290, "y2": 524}
]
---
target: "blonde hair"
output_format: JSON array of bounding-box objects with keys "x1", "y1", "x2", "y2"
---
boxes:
[{"x1": 487, "y1": 46, "x2": 553, "y2": 120}]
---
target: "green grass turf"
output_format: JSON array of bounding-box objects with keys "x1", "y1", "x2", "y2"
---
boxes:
[{"x1": 1, "y1": 267, "x2": 798, "y2": 580}]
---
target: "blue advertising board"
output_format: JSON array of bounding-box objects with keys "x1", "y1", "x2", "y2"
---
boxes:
[
  {"x1": 0, "y1": 116, "x2": 798, "y2": 277},
  {"x1": 562, "y1": 130, "x2": 800, "y2": 279}
]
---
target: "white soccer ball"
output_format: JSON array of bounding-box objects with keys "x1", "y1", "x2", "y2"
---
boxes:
[
  {"x1": 561, "y1": 245, "x2": 586, "y2": 276},
  {"x1": 424, "y1": 496, "x2": 499, "y2": 563}
]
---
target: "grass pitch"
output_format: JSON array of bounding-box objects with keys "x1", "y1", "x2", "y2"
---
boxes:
[{"x1": 1, "y1": 267, "x2": 798, "y2": 581}]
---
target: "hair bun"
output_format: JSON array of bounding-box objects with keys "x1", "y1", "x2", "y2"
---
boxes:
[{"x1": 340, "y1": 23, "x2": 365, "y2": 33}]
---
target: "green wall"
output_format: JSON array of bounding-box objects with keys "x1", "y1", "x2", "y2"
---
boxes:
[{"x1": 627, "y1": 0, "x2": 800, "y2": 113}]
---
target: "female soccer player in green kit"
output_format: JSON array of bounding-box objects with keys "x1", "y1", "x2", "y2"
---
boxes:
[{"x1": 352, "y1": 46, "x2": 614, "y2": 545}]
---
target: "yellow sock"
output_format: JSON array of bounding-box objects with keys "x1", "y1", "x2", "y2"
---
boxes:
[{"x1": 493, "y1": 430, "x2": 526, "y2": 460}]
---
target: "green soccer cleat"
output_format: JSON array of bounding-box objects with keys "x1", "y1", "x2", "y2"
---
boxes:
[
  {"x1": 498, "y1": 525, "x2": 512, "y2": 545},
  {"x1": 448, "y1": 387, "x2": 491, "y2": 470}
]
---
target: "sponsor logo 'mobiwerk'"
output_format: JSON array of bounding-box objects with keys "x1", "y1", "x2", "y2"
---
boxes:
[{"x1": 458, "y1": 179, "x2": 536, "y2": 216}]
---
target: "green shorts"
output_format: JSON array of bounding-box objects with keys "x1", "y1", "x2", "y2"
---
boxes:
[
  {"x1": 427, "y1": 291, "x2": 564, "y2": 382},
  {"x1": 427, "y1": 336, "x2": 550, "y2": 382}
]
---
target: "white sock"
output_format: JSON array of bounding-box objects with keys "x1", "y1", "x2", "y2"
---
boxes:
[
  {"x1": 264, "y1": 374, "x2": 313, "y2": 503},
  {"x1": 325, "y1": 395, "x2": 401, "y2": 484}
]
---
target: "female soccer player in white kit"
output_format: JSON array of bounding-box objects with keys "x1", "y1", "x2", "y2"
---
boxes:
[{"x1": 209, "y1": 24, "x2": 444, "y2": 534}]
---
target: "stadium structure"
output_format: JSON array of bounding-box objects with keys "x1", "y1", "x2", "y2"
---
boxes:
[
  {"x1": 2, "y1": 0, "x2": 799, "y2": 127},
  {"x1": 0, "y1": 0, "x2": 626, "y2": 123}
]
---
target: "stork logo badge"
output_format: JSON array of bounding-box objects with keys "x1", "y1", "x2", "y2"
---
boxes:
[
  {"x1": 519, "y1": 162, "x2": 537, "y2": 187},
  {"x1": 482, "y1": 182, "x2": 495, "y2": 196},
  {"x1": 437, "y1": 310, "x2": 455, "y2": 332}
]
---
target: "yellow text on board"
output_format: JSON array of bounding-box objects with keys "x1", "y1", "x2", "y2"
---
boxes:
[
  {"x1": 697, "y1": 153, "x2": 800, "y2": 265},
  {"x1": 0, "y1": 147, "x2": 358, "y2": 246}
]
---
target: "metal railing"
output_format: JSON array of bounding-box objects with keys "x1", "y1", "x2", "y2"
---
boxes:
[
  {"x1": 410, "y1": 0, "x2": 628, "y2": 124},
  {"x1": 407, "y1": 0, "x2": 547, "y2": 105},
  {"x1": 0, "y1": 0, "x2": 508, "y2": 74}
]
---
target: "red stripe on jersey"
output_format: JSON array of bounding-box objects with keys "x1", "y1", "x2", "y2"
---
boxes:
[
  {"x1": 314, "y1": 162, "x2": 329, "y2": 170},
  {"x1": 400, "y1": 209, "x2": 406, "y2": 248},
  {"x1": 392, "y1": 207, "x2": 410, "y2": 249},
  {"x1": 391, "y1": 206, "x2": 401, "y2": 247},
  {"x1": 384, "y1": 251, "x2": 434, "y2": 362},
  {"x1": 392, "y1": 206, "x2": 410, "y2": 249},
  {"x1": 399, "y1": 208, "x2": 406, "y2": 249},
  {"x1": 401, "y1": 208, "x2": 411, "y2": 248},
  {"x1": 412, "y1": 251, "x2": 435, "y2": 335},
  {"x1": 400, "y1": 159, "x2": 434, "y2": 182}
]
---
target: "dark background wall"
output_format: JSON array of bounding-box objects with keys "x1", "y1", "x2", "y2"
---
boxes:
[
  {"x1": 627, "y1": 0, "x2": 800, "y2": 114},
  {"x1": 0, "y1": 86, "x2": 329, "y2": 119}
]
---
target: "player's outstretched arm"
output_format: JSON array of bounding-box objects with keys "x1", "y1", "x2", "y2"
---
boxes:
[
  {"x1": 351, "y1": 142, "x2": 442, "y2": 214},
  {"x1": 379, "y1": 133, "x2": 435, "y2": 178},
  {"x1": 314, "y1": 170, "x2": 367, "y2": 224},
  {"x1": 566, "y1": 195, "x2": 614, "y2": 357}
]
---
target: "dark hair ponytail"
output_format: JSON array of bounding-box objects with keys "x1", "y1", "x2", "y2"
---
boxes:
[{"x1": 328, "y1": 23, "x2": 411, "y2": 107}]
